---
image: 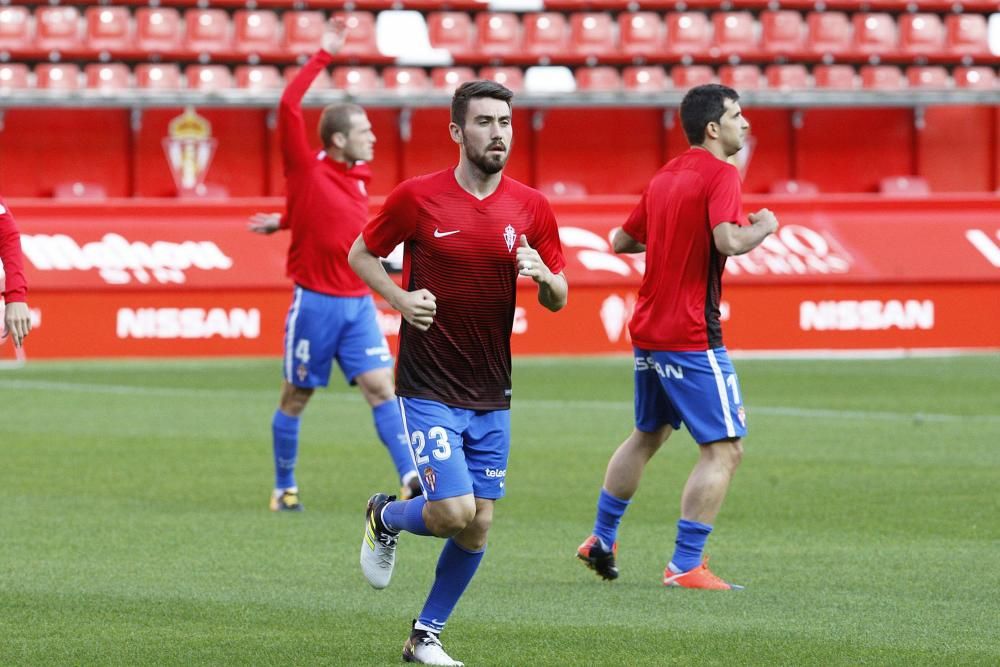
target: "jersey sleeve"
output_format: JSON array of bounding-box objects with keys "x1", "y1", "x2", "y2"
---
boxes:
[
  {"x1": 362, "y1": 183, "x2": 418, "y2": 258},
  {"x1": 278, "y1": 50, "x2": 332, "y2": 175},
  {"x1": 621, "y1": 189, "x2": 649, "y2": 245},
  {"x1": 529, "y1": 196, "x2": 566, "y2": 275},
  {"x1": 707, "y1": 165, "x2": 743, "y2": 229},
  {"x1": 0, "y1": 200, "x2": 28, "y2": 303}
]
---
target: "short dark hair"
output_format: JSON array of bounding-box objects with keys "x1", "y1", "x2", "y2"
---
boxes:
[
  {"x1": 318, "y1": 103, "x2": 365, "y2": 149},
  {"x1": 680, "y1": 84, "x2": 739, "y2": 146},
  {"x1": 450, "y1": 80, "x2": 514, "y2": 127}
]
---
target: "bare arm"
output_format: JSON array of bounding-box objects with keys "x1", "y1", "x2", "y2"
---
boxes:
[
  {"x1": 612, "y1": 227, "x2": 645, "y2": 254},
  {"x1": 348, "y1": 235, "x2": 437, "y2": 331},
  {"x1": 516, "y1": 235, "x2": 567, "y2": 312},
  {"x1": 712, "y1": 208, "x2": 779, "y2": 256}
]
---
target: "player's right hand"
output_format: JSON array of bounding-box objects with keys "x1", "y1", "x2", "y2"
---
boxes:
[
  {"x1": 748, "y1": 208, "x2": 779, "y2": 235},
  {"x1": 3, "y1": 301, "x2": 31, "y2": 348},
  {"x1": 321, "y1": 17, "x2": 347, "y2": 55},
  {"x1": 248, "y1": 212, "x2": 281, "y2": 234},
  {"x1": 396, "y1": 289, "x2": 437, "y2": 331}
]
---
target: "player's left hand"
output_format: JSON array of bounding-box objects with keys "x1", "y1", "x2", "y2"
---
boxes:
[
  {"x1": 3, "y1": 301, "x2": 31, "y2": 348},
  {"x1": 248, "y1": 212, "x2": 281, "y2": 234},
  {"x1": 516, "y1": 235, "x2": 551, "y2": 283}
]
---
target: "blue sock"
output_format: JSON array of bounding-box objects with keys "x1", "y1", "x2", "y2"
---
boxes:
[
  {"x1": 272, "y1": 410, "x2": 300, "y2": 490},
  {"x1": 372, "y1": 399, "x2": 415, "y2": 482},
  {"x1": 381, "y1": 496, "x2": 431, "y2": 536},
  {"x1": 670, "y1": 519, "x2": 713, "y2": 572},
  {"x1": 592, "y1": 488, "x2": 631, "y2": 550},
  {"x1": 417, "y1": 539, "x2": 485, "y2": 634}
]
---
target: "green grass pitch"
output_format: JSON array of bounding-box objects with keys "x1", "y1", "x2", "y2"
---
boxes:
[{"x1": 2, "y1": 354, "x2": 998, "y2": 666}]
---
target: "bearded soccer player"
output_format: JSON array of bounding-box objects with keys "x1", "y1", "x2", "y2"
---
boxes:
[
  {"x1": 349, "y1": 81, "x2": 567, "y2": 666},
  {"x1": 248, "y1": 20, "x2": 417, "y2": 512},
  {"x1": 576, "y1": 84, "x2": 779, "y2": 590},
  {"x1": 0, "y1": 197, "x2": 30, "y2": 349}
]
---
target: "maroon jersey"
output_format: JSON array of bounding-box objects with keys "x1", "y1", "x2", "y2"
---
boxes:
[
  {"x1": 0, "y1": 197, "x2": 27, "y2": 303},
  {"x1": 363, "y1": 168, "x2": 565, "y2": 410},
  {"x1": 278, "y1": 50, "x2": 371, "y2": 297},
  {"x1": 623, "y1": 148, "x2": 743, "y2": 351}
]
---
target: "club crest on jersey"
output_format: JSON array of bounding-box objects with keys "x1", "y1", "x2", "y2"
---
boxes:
[
  {"x1": 423, "y1": 466, "x2": 437, "y2": 493},
  {"x1": 357, "y1": 180, "x2": 366, "y2": 196},
  {"x1": 737, "y1": 406, "x2": 746, "y2": 427},
  {"x1": 504, "y1": 225, "x2": 516, "y2": 252},
  {"x1": 296, "y1": 363, "x2": 308, "y2": 383}
]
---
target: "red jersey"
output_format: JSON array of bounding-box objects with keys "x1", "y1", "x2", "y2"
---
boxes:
[
  {"x1": 363, "y1": 169, "x2": 566, "y2": 410},
  {"x1": 0, "y1": 197, "x2": 27, "y2": 303},
  {"x1": 279, "y1": 50, "x2": 370, "y2": 296},
  {"x1": 623, "y1": 148, "x2": 743, "y2": 351}
]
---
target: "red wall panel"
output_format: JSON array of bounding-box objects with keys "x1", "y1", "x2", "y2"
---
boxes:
[{"x1": 918, "y1": 106, "x2": 993, "y2": 193}]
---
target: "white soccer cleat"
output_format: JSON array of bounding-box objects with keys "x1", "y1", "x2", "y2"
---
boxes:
[
  {"x1": 360, "y1": 493, "x2": 398, "y2": 589},
  {"x1": 402, "y1": 623, "x2": 464, "y2": 666}
]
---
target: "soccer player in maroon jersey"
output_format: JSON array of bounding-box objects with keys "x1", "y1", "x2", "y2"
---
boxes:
[
  {"x1": 248, "y1": 21, "x2": 417, "y2": 512},
  {"x1": 0, "y1": 196, "x2": 30, "y2": 349},
  {"x1": 577, "y1": 84, "x2": 779, "y2": 590},
  {"x1": 349, "y1": 80, "x2": 567, "y2": 666}
]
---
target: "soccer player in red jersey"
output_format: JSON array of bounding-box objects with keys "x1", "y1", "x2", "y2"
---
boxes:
[
  {"x1": 577, "y1": 84, "x2": 779, "y2": 590},
  {"x1": 0, "y1": 196, "x2": 31, "y2": 349},
  {"x1": 249, "y1": 21, "x2": 417, "y2": 512},
  {"x1": 350, "y1": 80, "x2": 567, "y2": 666}
]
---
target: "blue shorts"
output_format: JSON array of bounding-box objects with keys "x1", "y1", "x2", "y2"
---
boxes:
[
  {"x1": 398, "y1": 397, "x2": 510, "y2": 501},
  {"x1": 283, "y1": 286, "x2": 393, "y2": 388},
  {"x1": 633, "y1": 347, "x2": 748, "y2": 445}
]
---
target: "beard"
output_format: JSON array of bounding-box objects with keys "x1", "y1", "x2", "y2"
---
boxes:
[{"x1": 464, "y1": 142, "x2": 508, "y2": 175}]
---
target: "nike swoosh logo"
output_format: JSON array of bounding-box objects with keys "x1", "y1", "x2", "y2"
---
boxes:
[{"x1": 433, "y1": 229, "x2": 461, "y2": 238}]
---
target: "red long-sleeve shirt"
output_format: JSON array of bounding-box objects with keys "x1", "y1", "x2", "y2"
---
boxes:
[
  {"x1": 278, "y1": 50, "x2": 371, "y2": 296},
  {"x1": 0, "y1": 197, "x2": 27, "y2": 303}
]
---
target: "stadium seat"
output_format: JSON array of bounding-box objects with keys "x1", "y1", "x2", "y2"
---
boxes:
[
  {"x1": 814, "y1": 64, "x2": 858, "y2": 89},
  {"x1": 35, "y1": 6, "x2": 82, "y2": 53},
  {"x1": 619, "y1": 12, "x2": 663, "y2": 59},
  {"x1": 383, "y1": 66, "x2": 431, "y2": 92},
  {"x1": 84, "y1": 63, "x2": 131, "y2": 91},
  {"x1": 765, "y1": 64, "x2": 809, "y2": 90},
  {"x1": 852, "y1": 13, "x2": 898, "y2": 58},
  {"x1": 575, "y1": 66, "x2": 622, "y2": 91},
  {"x1": 713, "y1": 12, "x2": 758, "y2": 59},
  {"x1": 0, "y1": 7, "x2": 32, "y2": 53},
  {"x1": 672, "y1": 65, "x2": 715, "y2": 89},
  {"x1": 861, "y1": 65, "x2": 904, "y2": 89},
  {"x1": 806, "y1": 12, "x2": 852, "y2": 59},
  {"x1": 36, "y1": 63, "x2": 81, "y2": 90},
  {"x1": 570, "y1": 13, "x2": 617, "y2": 60},
  {"x1": 283, "y1": 12, "x2": 324, "y2": 57},
  {"x1": 906, "y1": 66, "x2": 949, "y2": 88},
  {"x1": 539, "y1": 180, "x2": 587, "y2": 197},
  {"x1": 479, "y1": 66, "x2": 524, "y2": 92},
  {"x1": 953, "y1": 66, "x2": 996, "y2": 89},
  {"x1": 719, "y1": 65, "x2": 762, "y2": 89},
  {"x1": 184, "y1": 9, "x2": 233, "y2": 56},
  {"x1": 523, "y1": 13, "x2": 569, "y2": 59},
  {"x1": 333, "y1": 12, "x2": 378, "y2": 58},
  {"x1": 761, "y1": 11, "x2": 805, "y2": 57},
  {"x1": 623, "y1": 65, "x2": 668, "y2": 92},
  {"x1": 898, "y1": 14, "x2": 944, "y2": 57},
  {"x1": 770, "y1": 179, "x2": 819, "y2": 195},
  {"x1": 331, "y1": 66, "x2": 377, "y2": 92},
  {"x1": 186, "y1": 65, "x2": 234, "y2": 91},
  {"x1": 136, "y1": 63, "x2": 182, "y2": 90},
  {"x1": 427, "y1": 12, "x2": 474, "y2": 57},
  {"x1": 0, "y1": 63, "x2": 30, "y2": 90},
  {"x1": 178, "y1": 183, "x2": 230, "y2": 199},
  {"x1": 285, "y1": 65, "x2": 332, "y2": 90},
  {"x1": 880, "y1": 175, "x2": 929, "y2": 196},
  {"x1": 136, "y1": 8, "x2": 182, "y2": 55},
  {"x1": 666, "y1": 13, "x2": 711, "y2": 58},
  {"x1": 431, "y1": 66, "x2": 476, "y2": 92},
  {"x1": 945, "y1": 14, "x2": 989, "y2": 57},
  {"x1": 236, "y1": 65, "x2": 283, "y2": 90},
  {"x1": 53, "y1": 182, "x2": 108, "y2": 200},
  {"x1": 85, "y1": 7, "x2": 133, "y2": 54},
  {"x1": 525, "y1": 65, "x2": 575, "y2": 92},
  {"x1": 376, "y1": 11, "x2": 441, "y2": 62},
  {"x1": 234, "y1": 10, "x2": 280, "y2": 58},
  {"x1": 476, "y1": 13, "x2": 521, "y2": 59}
]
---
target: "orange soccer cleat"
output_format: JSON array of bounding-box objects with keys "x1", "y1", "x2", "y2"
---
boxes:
[
  {"x1": 577, "y1": 535, "x2": 619, "y2": 580},
  {"x1": 663, "y1": 557, "x2": 743, "y2": 590}
]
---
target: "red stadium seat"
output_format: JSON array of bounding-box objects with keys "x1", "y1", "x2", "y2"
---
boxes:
[
  {"x1": 539, "y1": 180, "x2": 587, "y2": 198},
  {"x1": 860, "y1": 65, "x2": 903, "y2": 89},
  {"x1": 53, "y1": 182, "x2": 108, "y2": 200},
  {"x1": 666, "y1": 13, "x2": 711, "y2": 58},
  {"x1": 0, "y1": 63, "x2": 30, "y2": 90},
  {"x1": 383, "y1": 66, "x2": 430, "y2": 92},
  {"x1": 672, "y1": 65, "x2": 715, "y2": 89},
  {"x1": 332, "y1": 66, "x2": 378, "y2": 92},
  {"x1": 283, "y1": 12, "x2": 325, "y2": 57},
  {"x1": 236, "y1": 65, "x2": 282, "y2": 90},
  {"x1": 713, "y1": 12, "x2": 758, "y2": 59},
  {"x1": 765, "y1": 64, "x2": 809, "y2": 90},
  {"x1": 234, "y1": 10, "x2": 280, "y2": 57},
  {"x1": 186, "y1": 65, "x2": 234, "y2": 91},
  {"x1": 36, "y1": 63, "x2": 81, "y2": 90},
  {"x1": 880, "y1": 175, "x2": 929, "y2": 196},
  {"x1": 814, "y1": 64, "x2": 858, "y2": 89},
  {"x1": 575, "y1": 66, "x2": 622, "y2": 91},
  {"x1": 84, "y1": 63, "x2": 131, "y2": 91},
  {"x1": 906, "y1": 66, "x2": 949, "y2": 88},
  {"x1": 285, "y1": 66, "x2": 332, "y2": 90},
  {"x1": 476, "y1": 13, "x2": 522, "y2": 58},
  {"x1": 35, "y1": 6, "x2": 82, "y2": 53},
  {"x1": 898, "y1": 14, "x2": 944, "y2": 57},
  {"x1": 479, "y1": 66, "x2": 524, "y2": 92},
  {"x1": 0, "y1": 7, "x2": 32, "y2": 52},
  {"x1": 431, "y1": 66, "x2": 476, "y2": 92},
  {"x1": 807, "y1": 12, "x2": 852, "y2": 59},
  {"x1": 136, "y1": 63, "x2": 182, "y2": 90},
  {"x1": 619, "y1": 12, "x2": 663, "y2": 59},
  {"x1": 761, "y1": 11, "x2": 805, "y2": 57},
  {"x1": 85, "y1": 7, "x2": 132, "y2": 53},
  {"x1": 719, "y1": 65, "x2": 762, "y2": 90},
  {"x1": 523, "y1": 13, "x2": 569, "y2": 59},
  {"x1": 770, "y1": 180, "x2": 819, "y2": 195},
  {"x1": 184, "y1": 9, "x2": 232, "y2": 56},
  {"x1": 623, "y1": 65, "x2": 668, "y2": 92},
  {"x1": 945, "y1": 14, "x2": 989, "y2": 57},
  {"x1": 333, "y1": 12, "x2": 378, "y2": 58},
  {"x1": 953, "y1": 66, "x2": 996, "y2": 89},
  {"x1": 427, "y1": 12, "x2": 474, "y2": 57},
  {"x1": 570, "y1": 13, "x2": 616, "y2": 59},
  {"x1": 853, "y1": 13, "x2": 898, "y2": 58},
  {"x1": 178, "y1": 184, "x2": 229, "y2": 199},
  {"x1": 136, "y1": 8, "x2": 182, "y2": 55}
]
